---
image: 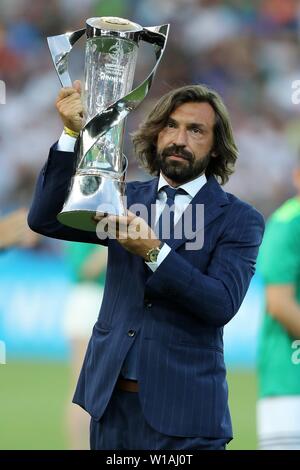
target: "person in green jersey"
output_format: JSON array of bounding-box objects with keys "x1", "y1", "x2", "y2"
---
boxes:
[
  {"x1": 257, "y1": 160, "x2": 300, "y2": 450},
  {"x1": 63, "y1": 242, "x2": 107, "y2": 449}
]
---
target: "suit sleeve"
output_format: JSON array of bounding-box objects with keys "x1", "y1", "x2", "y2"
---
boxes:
[
  {"x1": 28, "y1": 144, "x2": 108, "y2": 246},
  {"x1": 145, "y1": 206, "x2": 265, "y2": 327}
]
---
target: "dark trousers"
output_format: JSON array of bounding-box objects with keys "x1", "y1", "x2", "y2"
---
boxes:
[{"x1": 90, "y1": 386, "x2": 227, "y2": 450}]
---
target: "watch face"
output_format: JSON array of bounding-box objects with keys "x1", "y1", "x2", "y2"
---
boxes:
[{"x1": 149, "y1": 248, "x2": 159, "y2": 262}]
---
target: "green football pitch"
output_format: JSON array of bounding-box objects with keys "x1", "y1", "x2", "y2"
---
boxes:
[{"x1": 0, "y1": 362, "x2": 257, "y2": 450}]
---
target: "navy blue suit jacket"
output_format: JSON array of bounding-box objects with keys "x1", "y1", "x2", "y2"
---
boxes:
[{"x1": 28, "y1": 145, "x2": 265, "y2": 439}]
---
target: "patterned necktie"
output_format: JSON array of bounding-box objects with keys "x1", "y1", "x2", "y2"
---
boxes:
[{"x1": 157, "y1": 186, "x2": 187, "y2": 242}]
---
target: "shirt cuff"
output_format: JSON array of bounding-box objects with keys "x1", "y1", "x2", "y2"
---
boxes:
[
  {"x1": 145, "y1": 243, "x2": 171, "y2": 272},
  {"x1": 57, "y1": 131, "x2": 76, "y2": 152}
]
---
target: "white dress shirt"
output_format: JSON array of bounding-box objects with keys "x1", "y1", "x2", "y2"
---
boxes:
[
  {"x1": 146, "y1": 172, "x2": 207, "y2": 272},
  {"x1": 57, "y1": 132, "x2": 207, "y2": 271},
  {"x1": 57, "y1": 131, "x2": 77, "y2": 152}
]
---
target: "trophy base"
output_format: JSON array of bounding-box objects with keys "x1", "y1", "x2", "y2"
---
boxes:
[{"x1": 57, "y1": 173, "x2": 127, "y2": 232}]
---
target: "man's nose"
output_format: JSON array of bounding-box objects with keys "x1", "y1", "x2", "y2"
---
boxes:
[{"x1": 172, "y1": 127, "x2": 188, "y2": 146}]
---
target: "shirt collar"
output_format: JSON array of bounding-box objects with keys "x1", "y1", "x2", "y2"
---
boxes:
[{"x1": 158, "y1": 172, "x2": 207, "y2": 199}]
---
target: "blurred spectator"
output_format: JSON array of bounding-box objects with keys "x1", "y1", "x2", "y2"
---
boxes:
[
  {"x1": 256, "y1": 155, "x2": 300, "y2": 449},
  {"x1": 0, "y1": 208, "x2": 39, "y2": 250},
  {"x1": 62, "y1": 242, "x2": 107, "y2": 450}
]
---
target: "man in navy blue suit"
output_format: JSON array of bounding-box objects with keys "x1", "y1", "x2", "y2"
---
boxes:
[{"x1": 28, "y1": 82, "x2": 265, "y2": 450}]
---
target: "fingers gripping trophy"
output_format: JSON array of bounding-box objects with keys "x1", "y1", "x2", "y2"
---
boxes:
[{"x1": 48, "y1": 17, "x2": 169, "y2": 231}]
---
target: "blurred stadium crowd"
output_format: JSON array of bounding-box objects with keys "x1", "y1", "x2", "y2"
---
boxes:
[{"x1": 1, "y1": 0, "x2": 300, "y2": 219}]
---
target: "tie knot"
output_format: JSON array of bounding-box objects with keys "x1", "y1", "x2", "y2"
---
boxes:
[{"x1": 163, "y1": 186, "x2": 187, "y2": 202}]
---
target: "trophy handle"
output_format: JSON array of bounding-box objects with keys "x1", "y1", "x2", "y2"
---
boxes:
[
  {"x1": 47, "y1": 29, "x2": 86, "y2": 88},
  {"x1": 79, "y1": 24, "x2": 170, "y2": 164}
]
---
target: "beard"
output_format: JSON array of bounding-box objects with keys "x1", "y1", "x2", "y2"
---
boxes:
[{"x1": 157, "y1": 144, "x2": 211, "y2": 183}]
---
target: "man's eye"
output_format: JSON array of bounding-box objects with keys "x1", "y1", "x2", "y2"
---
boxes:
[
  {"x1": 191, "y1": 127, "x2": 201, "y2": 134},
  {"x1": 166, "y1": 121, "x2": 176, "y2": 128}
]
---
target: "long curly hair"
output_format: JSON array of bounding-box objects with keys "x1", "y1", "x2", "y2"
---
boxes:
[{"x1": 132, "y1": 84, "x2": 238, "y2": 185}]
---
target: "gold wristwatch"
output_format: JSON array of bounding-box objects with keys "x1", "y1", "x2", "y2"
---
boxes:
[{"x1": 145, "y1": 242, "x2": 164, "y2": 263}]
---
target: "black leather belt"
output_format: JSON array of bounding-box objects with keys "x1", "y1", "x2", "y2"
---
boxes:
[{"x1": 117, "y1": 377, "x2": 139, "y2": 392}]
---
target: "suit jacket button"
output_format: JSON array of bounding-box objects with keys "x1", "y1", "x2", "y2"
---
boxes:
[{"x1": 128, "y1": 330, "x2": 136, "y2": 337}]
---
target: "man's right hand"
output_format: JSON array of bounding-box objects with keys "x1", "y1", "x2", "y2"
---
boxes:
[{"x1": 55, "y1": 80, "x2": 84, "y2": 133}]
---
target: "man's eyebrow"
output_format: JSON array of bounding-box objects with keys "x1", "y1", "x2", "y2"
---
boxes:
[
  {"x1": 187, "y1": 122, "x2": 207, "y2": 130},
  {"x1": 167, "y1": 117, "x2": 209, "y2": 129},
  {"x1": 166, "y1": 117, "x2": 177, "y2": 124}
]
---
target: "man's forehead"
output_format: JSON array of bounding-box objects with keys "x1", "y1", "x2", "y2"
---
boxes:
[{"x1": 170, "y1": 101, "x2": 215, "y2": 126}]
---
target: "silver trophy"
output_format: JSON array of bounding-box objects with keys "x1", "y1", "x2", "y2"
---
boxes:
[{"x1": 47, "y1": 17, "x2": 169, "y2": 231}]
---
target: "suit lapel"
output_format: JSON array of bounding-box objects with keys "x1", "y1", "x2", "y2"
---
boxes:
[
  {"x1": 125, "y1": 177, "x2": 158, "y2": 227},
  {"x1": 125, "y1": 178, "x2": 158, "y2": 279},
  {"x1": 169, "y1": 176, "x2": 230, "y2": 251}
]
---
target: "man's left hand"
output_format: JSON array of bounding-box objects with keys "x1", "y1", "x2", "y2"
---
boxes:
[{"x1": 94, "y1": 211, "x2": 161, "y2": 260}]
